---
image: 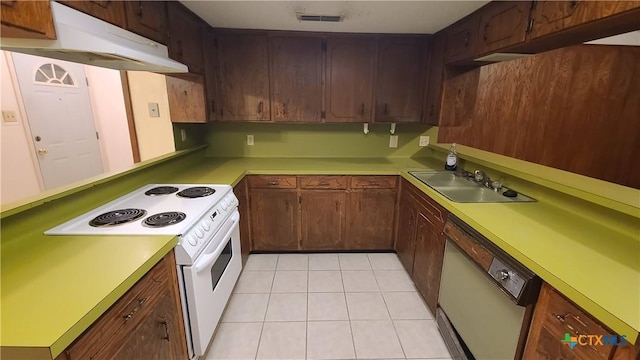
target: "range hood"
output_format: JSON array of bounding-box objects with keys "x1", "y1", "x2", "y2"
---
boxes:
[{"x1": 0, "y1": 2, "x2": 188, "y2": 73}]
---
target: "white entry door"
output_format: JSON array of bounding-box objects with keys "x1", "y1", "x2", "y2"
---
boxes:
[{"x1": 12, "y1": 53, "x2": 103, "y2": 190}]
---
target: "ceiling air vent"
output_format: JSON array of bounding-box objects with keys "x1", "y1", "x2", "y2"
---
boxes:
[{"x1": 296, "y1": 13, "x2": 344, "y2": 22}]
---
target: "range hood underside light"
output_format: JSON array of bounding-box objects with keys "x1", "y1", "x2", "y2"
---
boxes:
[{"x1": 296, "y1": 13, "x2": 344, "y2": 22}]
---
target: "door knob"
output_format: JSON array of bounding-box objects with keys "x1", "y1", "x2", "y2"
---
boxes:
[{"x1": 37, "y1": 148, "x2": 48, "y2": 155}]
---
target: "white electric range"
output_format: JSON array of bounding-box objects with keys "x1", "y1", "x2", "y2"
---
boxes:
[{"x1": 45, "y1": 184, "x2": 242, "y2": 359}]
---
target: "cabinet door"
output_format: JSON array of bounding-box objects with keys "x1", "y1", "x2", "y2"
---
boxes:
[
  {"x1": 300, "y1": 191, "x2": 346, "y2": 250},
  {"x1": 270, "y1": 36, "x2": 323, "y2": 122},
  {"x1": 394, "y1": 192, "x2": 418, "y2": 273},
  {"x1": 250, "y1": 190, "x2": 299, "y2": 251},
  {"x1": 375, "y1": 37, "x2": 427, "y2": 123},
  {"x1": 112, "y1": 289, "x2": 186, "y2": 360},
  {"x1": 234, "y1": 179, "x2": 251, "y2": 265},
  {"x1": 411, "y1": 212, "x2": 445, "y2": 314},
  {"x1": 166, "y1": 74, "x2": 206, "y2": 123},
  {"x1": 1, "y1": 1, "x2": 56, "y2": 39},
  {"x1": 57, "y1": 1, "x2": 126, "y2": 28},
  {"x1": 124, "y1": 1, "x2": 167, "y2": 44},
  {"x1": 528, "y1": 1, "x2": 640, "y2": 40},
  {"x1": 217, "y1": 33, "x2": 270, "y2": 121},
  {"x1": 476, "y1": 1, "x2": 530, "y2": 56},
  {"x1": 346, "y1": 189, "x2": 397, "y2": 250},
  {"x1": 423, "y1": 33, "x2": 446, "y2": 126},
  {"x1": 325, "y1": 37, "x2": 376, "y2": 123},
  {"x1": 523, "y1": 282, "x2": 617, "y2": 360},
  {"x1": 167, "y1": 2, "x2": 204, "y2": 74},
  {"x1": 443, "y1": 15, "x2": 479, "y2": 64},
  {"x1": 203, "y1": 29, "x2": 221, "y2": 121}
]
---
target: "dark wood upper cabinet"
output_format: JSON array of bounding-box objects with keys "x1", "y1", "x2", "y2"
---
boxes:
[
  {"x1": 528, "y1": 1, "x2": 640, "y2": 40},
  {"x1": 217, "y1": 33, "x2": 270, "y2": 121},
  {"x1": 443, "y1": 14, "x2": 479, "y2": 64},
  {"x1": 423, "y1": 33, "x2": 446, "y2": 126},
  {"x1": 375, "y1": 36, "x2": 428, "y2": 123},
  {"x1": 57, "y1": 1, "x2": 126, "y2": 28},
  {"x1": 475, "y1": 1, "x2": 531, "y2": 56},
  {"x1": 203, "y1": 28, "x2": 221, "y2": 121},
  {"x1": 1, "y1": 1, "x2": 56, "y2": 39},
  {"x1": 167, "y1": 2, "x2": 205, "y2": 74},
  {"x1": 270, "y1": 36, "x2": 323, "y2": 122},
  {"x1": 166, "y1": 74, "x2": 206, "y2": 123},
  {"x1": 124, "y1": 1, "x2": 168, "y2": 44},
  {"x1": 325, "y1": 37, "x2": 376, "y2": 123}
]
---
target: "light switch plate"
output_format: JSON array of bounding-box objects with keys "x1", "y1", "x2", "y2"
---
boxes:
[
  {"x1": 389, "y1": 135, "x2": 398, "y2": 148},
  {"x1": 148, "y1": 103, "x2": 160, "y2": 118},
  {"x1": 247, "y1": 135, "x2": 254, "y2": 146},
  {"x1": 419, "y1": 136, "x2": 430, "y2": 147},
  {"x1": 180, "y1": 129, "x2": 187, "y2": 142}
]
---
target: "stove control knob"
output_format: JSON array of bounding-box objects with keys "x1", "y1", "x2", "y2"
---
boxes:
[
  {"x1": 221, "y1": 201, "x2": 228, "y2": 211},
  {"x1": 195, "y1": 228, "x2": 204, "y2": 238},
  {"x1": 201, "y1": 220, "x2": 211, "y2": 231},
  {"x1": 187, "y1": 234, "x2": 197, "y2": 246}
]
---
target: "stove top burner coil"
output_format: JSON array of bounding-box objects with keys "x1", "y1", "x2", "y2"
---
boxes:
[
  {"x1": 145, "y1": 186, "x2": 179, "y2": 196},
  {"x1": 143, "y1": 212, "x2": 187, "y2": 227},
  {"x1": 89, "y1": 208, "x2": 147, "y2": 227},
  {"x1": 176, "y1": 186, "x2": 216, "y2": 198}
]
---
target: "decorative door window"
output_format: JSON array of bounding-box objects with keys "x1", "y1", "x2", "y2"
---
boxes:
[{"x1": 34, "y1": 63, "x2": 75, "y2": 86}]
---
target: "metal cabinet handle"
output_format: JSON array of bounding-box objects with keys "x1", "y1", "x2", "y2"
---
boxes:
[
  {"x1": 483, "y1": 23, "x2": 489, "y2": 41},
  {"x1": 160, "y1": 319, "x2": 170, "y2": 341},
  {"x1": 269, "y1": 181, "x2": 279, "y2": 185},
  {"x1": 210, "y1": 100, "x2": 216, "y2": 112},
  {"x1": 361, "y1": 103, "x2": 365, "y2": 115},
  {"x1": 369, "y1": 182, "x2": 379, "y2": 186},
  {"x1": 136, "y1": 3, "x2": 143, "y2": 17},
  {"x1": 282, "y1": 103, "x2": 288, "y2": 116},
  {"x1": 384, "y1": 103, "x2": 388, "y2": 115},
  {"x1": 318, "y1": 181, "x2": 329, "y2": 186},
  {"x1": 122, "y1": 297, "x2": 148, "y2": 321},
  {"x1": 37, "y1": 148, "x2": 48, "y2": 155},
  {"x1": 258, "y1": 101, "x2": 263, "y2": 114}
]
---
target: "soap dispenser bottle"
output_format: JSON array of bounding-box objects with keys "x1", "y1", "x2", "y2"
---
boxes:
[{"x1": 445, "y1": 143, "x2": 458, "y2": 171}]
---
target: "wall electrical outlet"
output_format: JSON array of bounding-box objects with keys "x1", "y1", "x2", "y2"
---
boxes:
[
  {"x1": 419, "y1": 136, "x2": 430, "y2": 147},
  {"x1": 148, "y1": 103, "x2": 160, "y2": 117},
  {"x1": 180, "y1": 129, "x2": 187, "y2": 142},
  {"x1": 389, "y1": 135, "x2": 398, "y2": 148},
  {"x1": 2, "y1": 110, "x2": 18, "y2": 123},
  {"x1": 247, "y1": 134, "x2": 254, "y2": 146}
]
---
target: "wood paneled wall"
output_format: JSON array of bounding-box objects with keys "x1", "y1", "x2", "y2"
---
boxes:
[{"x1": 439, "y1": 45, "x2": 640, "y2": 189}]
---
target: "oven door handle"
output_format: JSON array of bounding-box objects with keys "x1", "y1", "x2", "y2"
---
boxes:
[{"x1": 193, "y1": 213, "x2": 239, "y2": 273}]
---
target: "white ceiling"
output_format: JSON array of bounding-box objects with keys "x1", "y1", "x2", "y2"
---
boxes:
[{"x1": 180, "y1": 1, "x2": 489, "y2": 34}]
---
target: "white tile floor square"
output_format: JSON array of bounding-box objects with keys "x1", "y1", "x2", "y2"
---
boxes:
[{"x1": 204, "y1": 253, "x2": 453, "y2": 360}]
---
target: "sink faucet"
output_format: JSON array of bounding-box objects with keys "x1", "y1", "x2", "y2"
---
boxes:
[{"x1": 474, "y1": 170, "x2": 489, "y2": 186}]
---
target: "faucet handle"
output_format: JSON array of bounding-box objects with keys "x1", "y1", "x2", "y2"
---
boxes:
[{"x1": 474, "y1": 170, "x2": 486, "y2": 183}]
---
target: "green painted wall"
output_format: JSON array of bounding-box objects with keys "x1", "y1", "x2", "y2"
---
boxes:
[
  {"x1": 205, "y1": 123, "x2": 437, "y2": 158},
  {"x1": 173, "y1": 123, "x2": 208, "y2": 151}
]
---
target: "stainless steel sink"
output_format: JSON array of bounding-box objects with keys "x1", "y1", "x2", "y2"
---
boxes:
[{"x1": 409, "y1": 171, "x2": 535, "y2": 203}]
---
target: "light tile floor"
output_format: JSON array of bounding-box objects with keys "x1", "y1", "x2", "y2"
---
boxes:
[{"x1": 203, "y1": 253, "x2": 452, "y2": 360}]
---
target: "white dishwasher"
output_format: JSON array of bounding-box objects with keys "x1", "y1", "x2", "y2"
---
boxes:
[{"x1": 436, "y1": 216, "x2": 541, "y2": 360}]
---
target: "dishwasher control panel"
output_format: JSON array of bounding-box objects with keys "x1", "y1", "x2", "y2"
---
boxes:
[{"x1": 488, "y1": 258, "x2": 526, "y2": 299}]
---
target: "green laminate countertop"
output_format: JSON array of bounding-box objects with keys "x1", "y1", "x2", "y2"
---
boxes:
[
  {"x1": 2, "y1": 156, "x2": 638, "y2": 358},
  {"x1": 166, "y1": 157, "x2": 640, "y2": 343}
]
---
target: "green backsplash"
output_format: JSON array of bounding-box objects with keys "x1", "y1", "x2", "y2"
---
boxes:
[{"x1": 205, "y1": 122, "x2": 437, "y2": 158}]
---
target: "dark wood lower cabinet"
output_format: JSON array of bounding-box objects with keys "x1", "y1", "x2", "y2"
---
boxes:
[
  {"x1": 411, "y1": 213, "x2": 445, "y2": 314},
  {"x1": 394, "y1": 179, "x2": 448, "y2": 314},
  {"x1": 300, "y1": 191, "x2": 346, "y2": 250},
  {"x1": 234, "y1": 179, "x2": 251, "y2": 265},
  {"x1": 346, "y1": 190, "x2": 397, "y2": 250},
  {"x1": 523, "y1": 282, "x2": 638, "y2": 360},
  {"x1": 245, "y1": 175, "x2": 397, "y2": 252},
  {"x1": 57, "y1": 253, "x2": 187, "y2": 360},
  {"x1": 250, "y1": 189, "x2": 299, "y2": 251}
]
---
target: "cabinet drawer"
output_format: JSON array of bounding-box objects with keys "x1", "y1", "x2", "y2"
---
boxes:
[
  {"x1": 443, "y1": 221, "x2": 493, "y2": 271},
  {"x1": 249, "y1": 175, "x2": 297, "y2": 189},
  {"x1": 350, "y1": 176, "x2": 397, "y2": 189},
  {"x1": 542, "y1": 285, "x2": 615, "y2": 359},
  {"x1": 64, "y1": 259, "x2": 169, "y2": 359},
  {"x1": 300, "y1": 176, "x2": 347, "y2": 190}
]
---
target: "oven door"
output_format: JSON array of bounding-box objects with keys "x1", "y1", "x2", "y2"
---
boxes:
[{"x1": 183, "y1": 210, "x2": 241, "y2": 357}]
